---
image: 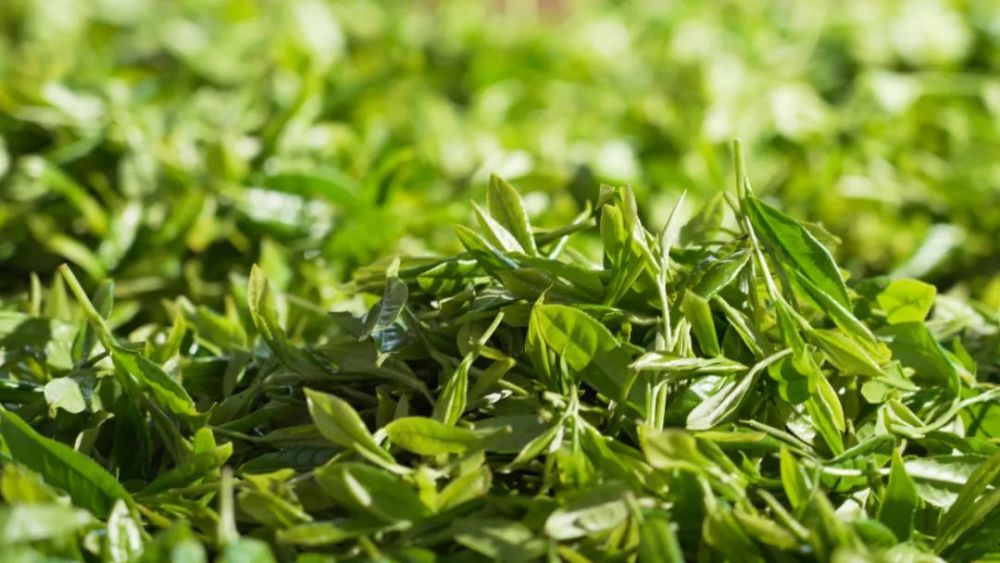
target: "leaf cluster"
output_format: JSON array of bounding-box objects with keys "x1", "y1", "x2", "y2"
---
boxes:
[{"x1": 2, "y1": 161, "x2": 1000, "y2": 561}]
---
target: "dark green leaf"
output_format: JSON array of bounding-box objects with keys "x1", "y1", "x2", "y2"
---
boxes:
[
  {"x1": 746, "y1": 196, "x2": 850, "y2": 308},
  {"x1": 0, "y1": 410, "x2": 133, "y2": 517}
]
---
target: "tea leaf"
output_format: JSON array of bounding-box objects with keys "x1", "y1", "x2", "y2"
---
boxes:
[
  {"x1": 878, "y1": 279, "x2": 936, "y2": 324},
  {"x1": 0, "y1": 410, "x2": 133, "y2": 517},
  {"x1": 385, "y1": 417, "x2": 480, "y2": 455},
  {"x1": 746, "y1": 196, "x2": 850, "y2": 308},
  {"x1": 487, "y1": 175, "x2": 538, "y2": 256},
  {"x1": 305, "y1": 389, "x2": 396, "y2": 470},
  {"x1": 878, "y1": 450, "x2": 918, "y2": 541}
]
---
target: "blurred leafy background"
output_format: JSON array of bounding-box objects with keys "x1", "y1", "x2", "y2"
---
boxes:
[{"x1": 3, "y1": 0, "x2": 1000, "y2": 312}]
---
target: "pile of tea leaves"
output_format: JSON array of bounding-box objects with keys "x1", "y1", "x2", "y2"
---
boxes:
[{"x1": 1, "y1": 159, "x2": 1000, "y2": 562}]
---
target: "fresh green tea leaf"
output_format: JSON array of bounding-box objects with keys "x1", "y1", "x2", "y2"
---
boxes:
[
  {"x1": 0, "y1": 410, "x2": 133, "y2": 517},
  {"x1": 305, "y1": 389, "x2": 396, "y2": 470},
  {"x1": 878, "y1": 279, "x2": 936, "y2": 324},
  {"x1": 385, "y1": 417, "x2": 480, "y2": 455},
  {"x1": 879, "y1": 450, "x2": 918, "y2": 541},
  {"x1": 315, "y1": 462, "x2": 429, "y2": 523},
  {"x1": 746, "y1": 197, "x2": 850, "y2": 308},
  {"x1": 487, "y1": 175, "x2": 538, "y2": 256}
]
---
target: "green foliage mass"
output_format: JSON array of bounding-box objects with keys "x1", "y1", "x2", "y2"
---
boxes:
[{"x1": 2, "y1": 155, "x2": 1000, "y2": 560}]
